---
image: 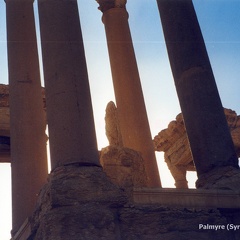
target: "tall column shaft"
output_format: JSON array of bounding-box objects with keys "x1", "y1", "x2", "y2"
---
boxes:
[
  {"x1": 38, "y1": 0, "x2": 100, "y2": 169},
  {"x1": 97, "y1": 1, "x2": 161, "y2": 187},
  {"x1": 5, "y1": 0, "x2": 48, "y2": 234},
  {"x1": 157, "y1": 0, "x2": 238, "y2": 176}
]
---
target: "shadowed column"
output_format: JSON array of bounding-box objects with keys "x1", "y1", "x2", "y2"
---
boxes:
[
  {"x1": 37, "y1": 0, "x2": 100, "y2": 169},
  {"x1": 97, "y1": 0, "x2": 161, "y2": 187},
  {"x1": 157, "y1": 0, "x2": 238, "y2": 179},
  {"x1": 5, "y1": 0, "x2": 48, "y2": 235}
]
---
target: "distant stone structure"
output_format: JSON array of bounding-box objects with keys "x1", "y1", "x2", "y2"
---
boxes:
[
  {"x1": 0, "y1": 84, "x2": 10, "y2": 163},
  {"x1": 154, "y1": 108, "x2": 240, "y2": 188},
  {"x1": 0, "y1": 84, "x2": 46, "y2": 164},
  {"x1": 0, "y1": 84, "x2": 10, "y2": 136}
]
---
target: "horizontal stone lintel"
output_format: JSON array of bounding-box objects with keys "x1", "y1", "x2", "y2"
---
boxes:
[{"x1": 133, "y1": 187, "x2": 240, "y2": 209}]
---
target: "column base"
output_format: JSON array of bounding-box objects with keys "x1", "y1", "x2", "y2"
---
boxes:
[
  {"x1": 28, "y1": 164, "x2": 128, "y2": 239},
  {"x1": 196, "y1": 166, "x2": 240, "y2": 190}
]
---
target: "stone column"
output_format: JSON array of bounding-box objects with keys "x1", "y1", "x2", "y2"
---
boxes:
[
  {"x1": 37, "y1": 0, "x2": 100, "y2": 169},
  {"x1": 5, "y1": 0, "x2": 48, "y2": 235},
  {"x1": 97, "y1": 0, "x2": 161, "y2": 187},
  {"x1": 157, "y1": 1, "x2": 238, "y2": 179}
]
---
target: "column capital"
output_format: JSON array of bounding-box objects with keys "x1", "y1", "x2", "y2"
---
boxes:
[{"x1": 96, "y1": 0, "x2": 126, "y2": 13}]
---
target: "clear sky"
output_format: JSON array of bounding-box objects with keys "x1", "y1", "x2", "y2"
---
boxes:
[{"x1": 0, "y1": 0, "x2": 240, "y2": 239}]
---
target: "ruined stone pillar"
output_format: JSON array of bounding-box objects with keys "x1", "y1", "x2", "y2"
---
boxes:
[
  {"x1": 97, "y1": 0, "x2": 161, "y2": 187},
  {"x1": 37, "y1": 0, "x2": 100, "y2": 169},
  {"x1": 157, "y1": 0, "x2": 239, "y2": 179},
  {"x1": 5, "y1": 0, "x2": 48, "y2": 234}
]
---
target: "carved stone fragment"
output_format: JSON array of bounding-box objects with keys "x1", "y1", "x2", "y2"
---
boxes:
[
  {"x1": 102, "y1": 101, "x2": 148, "y2": 190},
  {"x1": 105, "y1": 101, "x2": 123, "y2": 147},
  {"x1": 153, "y1": 108, "x2": 240, "y2": 188},
  {"x1": 100, "y1": 146, "x2": 148, "y2": 194}
]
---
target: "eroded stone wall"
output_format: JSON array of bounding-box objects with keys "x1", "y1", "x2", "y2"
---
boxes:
[{"x1": 27, "y1": 165, "x2": 240, "y2": 240}]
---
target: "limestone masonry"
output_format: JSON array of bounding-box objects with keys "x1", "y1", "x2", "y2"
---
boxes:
[{"x1": 153, "y1": 108, "x2": 240, "y2": 189}]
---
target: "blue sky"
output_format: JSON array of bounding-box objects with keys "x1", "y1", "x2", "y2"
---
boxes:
[{"x1": 0, "y1": 0, "x2": 240, "y2": 239}]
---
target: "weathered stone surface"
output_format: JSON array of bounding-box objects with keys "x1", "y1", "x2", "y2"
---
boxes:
[
  {"x1": 33, "y1": 205, "x2": 119, "y2": 240},
  {"x1": 28, "y1": 164, "x2": 240, "y2": 240},
  {"x1": 0, "y1": 85, "x2": 10, "y2": 163},
  {"x1": 103, "y1": 102, "x2": 148, "y2": 190},
  {"x1": 35, "y1": 165, "x2": 128, "y2": 208},
  {"x1": 0, "y1": 107, "x2": 10, "y2": 137},
  {"x1": 29, "y1": 165, "x2": 128, "y2": 240},
  {"x1": 153, "y1": 108, "x2": 240, "y2": 188},
  {"x1": 0, "y1": 84, "x2": 9, "y2": 107},
  {"x1": 225, "y1": 108, "x2": 240, "y2": 156},
  {"x1": 119, "y1": 205, "x2": 234, "y2": 240},
  {"x1": 0, "y1": 84, "x2": 10, "y2": 137},
  {"x1": 196, "y1": 166, "x2": 240, "y2": 191},
  {"x1": 153, "y1": 113, "x2": 194, "y2": 188},
  {"x1": 100, "y1": 146, "x2": 148, "y2": 193},
  {"x1": 105, "y1": 101, "x2": 123, "y2": 147}
]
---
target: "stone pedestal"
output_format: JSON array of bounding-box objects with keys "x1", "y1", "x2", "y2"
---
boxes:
[
  {"x1": 29, "y1": 165, "x2": 128, "y2": 240},
  {"x1": 157, "y1": 0, "x2": 239, "y2": 180},
  {"x1": 27, "y1": 175, "x2": 240, "y2": 240},
  {"x1": 5, "y1": 0, "x2": 48, "y2": 234},
  {"x1": 100, "y1": 145, "x2": 148, "y2": 197},
  {"x1": 97, "y1": 0, "x2": 161, "y2": 187},
  {"x1": 38, "y1": 0, "x2": 100, "y2": 169}
]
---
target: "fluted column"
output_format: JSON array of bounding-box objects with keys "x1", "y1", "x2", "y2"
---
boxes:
[
  {"x1": 37, "y1": 0, "x2": 100, "y2": 169},
  {"x1": 157, "y1": 0, "x2": 239, "y2": 179},
  {"x1": 97, "y1": 0, "x2": 161, "y2": 187},
  {"x1": 5, "y1": 0, "x2": 48, "y2": 235}
]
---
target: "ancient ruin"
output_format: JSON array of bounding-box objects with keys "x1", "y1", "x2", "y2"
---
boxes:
[
  {"x1": 154, "y1": 108, "x2": 240, "y2": 189},
  {"x1": 0, "y1": 0, "x2": 239, "y2": 239},
  {"x1": 101, "y1": 101, "x2": 148, "y2": 193},
  {"x1": 0, "y1": 84, "x2": 10, "y2": 164},
  {"x1": 104, "y1": 101, "x2": 123, "y2": 147},
  {"x1": 98, "y1": 0, "x2": 161, "y2": 187}
]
